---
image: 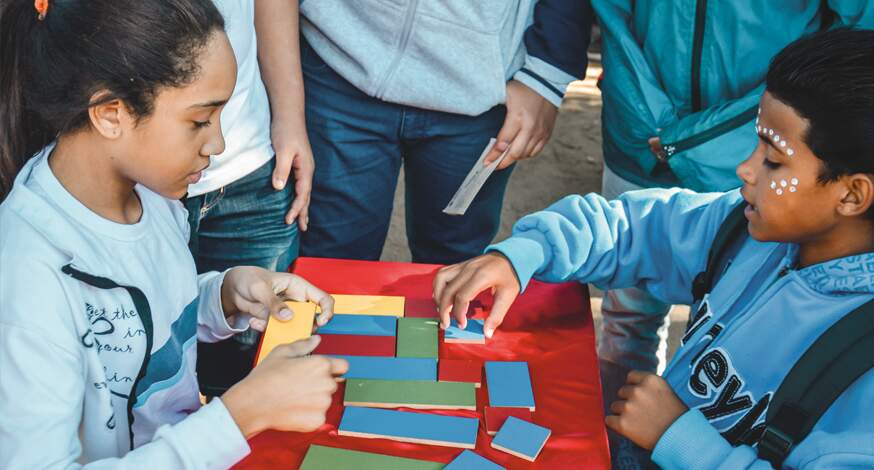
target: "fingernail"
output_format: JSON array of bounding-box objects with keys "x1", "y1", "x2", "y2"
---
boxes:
[
  {"x1": 317, "y1": 314, "x2": 328, "y2": 326},
  {"x1": 496, "y1": 141, "x2": 509, "y2": 150},
  {"x1": 278, "y1": 308, "x2": 293, "y2": 320},
  {"x1": 485, "y1": 328, "x2": 494, "y2": 338},
  {"x1": 274, "y1": 178, "x2": 285, "y2": 189}
]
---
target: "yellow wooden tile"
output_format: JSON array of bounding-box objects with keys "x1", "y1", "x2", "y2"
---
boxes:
[
  {"x1": 255, "y1": 301, "x2": 316, "y2": 365},
  {"x1": 316, "y1": 294, "x2": 405, "y2": 317}
]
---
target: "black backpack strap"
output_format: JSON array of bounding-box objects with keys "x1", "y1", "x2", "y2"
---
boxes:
[
  {"x1": 757, "y1": 299, "x2": 874, "y2": 467},
  {"x1": 691, "y1": 202, "x2": 749, "y2": 304}
]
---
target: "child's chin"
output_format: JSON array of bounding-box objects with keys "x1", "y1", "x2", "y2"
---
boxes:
[{"x1": 746, "y1": 222, "x2": 774, "y2": 242}]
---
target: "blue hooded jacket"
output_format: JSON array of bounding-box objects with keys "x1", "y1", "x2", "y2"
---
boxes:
[
  {"x1": 594, "y1": 0, "x2": 874, "y2": 192},
  {"x1": 489, "y1": 188, "x2": 874, "y2": 468}
]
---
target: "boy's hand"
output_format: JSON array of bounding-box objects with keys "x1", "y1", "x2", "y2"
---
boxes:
[
  {"x1": 605, "y1": 371, "x2": 688, "y2": 450},
  {"x1": 222, "y1": 336, "x2": 348, "y2": 437},
  {"x1": 221, "y1": 266, "x2": 335, "y2": 331},
  {"x1": 432, "y1": 252, "x2": 520, "y2": 338}
]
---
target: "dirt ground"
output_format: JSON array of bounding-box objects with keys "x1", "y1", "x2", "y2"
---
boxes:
[{"x1": 379, "y1": 62, "x2": 690, "y2": 360}]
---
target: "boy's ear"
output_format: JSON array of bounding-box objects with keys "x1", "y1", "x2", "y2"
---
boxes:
[
  {"x1": 837, "y1": 174, "x2": 874, "y2": 217},
  {"x1": 87, "y1": 91, "x2": 130, "y2": 140}
]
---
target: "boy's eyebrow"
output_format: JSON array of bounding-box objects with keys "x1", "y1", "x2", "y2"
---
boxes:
[
  {"x1": 189, "y1": 99, "x2": 228, "y2": 109},
  {"x1": 758, "y1": 133, "x2": 784, "y2": 154}
]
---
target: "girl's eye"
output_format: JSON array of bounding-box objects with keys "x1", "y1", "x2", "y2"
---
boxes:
[
  {"x1": 763, "y1": 158, "x2": 781, "y2": 169},
  {"x1": 193, "y1": 120, "x2": 212, "y2": 129}
]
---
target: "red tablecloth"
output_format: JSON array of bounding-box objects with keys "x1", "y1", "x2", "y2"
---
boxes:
[{"x1": 234, "y1": 258, "x2": 610, "y2": 469}]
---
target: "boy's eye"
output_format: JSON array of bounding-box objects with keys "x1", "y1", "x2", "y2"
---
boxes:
[
  {"x1": 192, "y1": 120, "x2": 212, "y2": 129},
  {"x1": 763, "y1": 158, "x2": 781, "y2": 169}
]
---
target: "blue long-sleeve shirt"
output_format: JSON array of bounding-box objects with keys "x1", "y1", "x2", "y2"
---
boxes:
[{"x1": 489, "y1": 188, "x2": 874, "y2": 468}]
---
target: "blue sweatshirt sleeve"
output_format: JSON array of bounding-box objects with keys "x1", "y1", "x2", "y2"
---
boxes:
[
  {"x1": 513, "y1": 0, "x2": 594, "y2": 107},
  {"x1": 487, "y1": 188, "x2": 744, "y2": 304},
  {"x1": 654, "y1": 404, "x2": 874, "y2": 469}
]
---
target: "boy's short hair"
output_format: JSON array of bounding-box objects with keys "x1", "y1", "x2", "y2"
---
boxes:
[{"x1": 766, "y1": 28, "x2": 874, "y2": 184}]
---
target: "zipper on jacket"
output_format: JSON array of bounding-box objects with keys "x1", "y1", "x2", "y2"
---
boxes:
[
  {"x1": 691, "y1": 0, "x2": 708, "y2": 112},
  {"x1": 661, "y1": 105, "x2": 759, "y2": 158},
  {"x1": 374, "y1": 0, "x2": 419, "y2": 99}
]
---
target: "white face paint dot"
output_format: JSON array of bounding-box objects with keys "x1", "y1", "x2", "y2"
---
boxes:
[
  {"x1": 769, "y1": 129, "x2": 774, "y2": 136},
  {"x1": 774, "y1": 135, "x2": 781, "y2": 142},
  {"x1": 780, "y1": 141, "x2": 787, "y2": 147},
  {"x1": 780, "y1": 180, "x2": 788, "y2": 187},
  {"x1": 789, "y1": 186, "x2": 797, "y2": 193},
  {"x1": 770, "y1": 181, "x2": 777, "y2": 189},
  {"x1": 787, "y1": 149, "x2": 795, "y2": 156},
  {"x1": 791, "y1": 178, "x2": 799, "y2": 185},
  {"x1": 776, "y1": 188, "x2": 784, "y2": 195}
]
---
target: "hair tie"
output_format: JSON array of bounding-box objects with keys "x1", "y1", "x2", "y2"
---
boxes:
[{"x1": 35, "y1": 0, "x2": 49, "y2": 21}]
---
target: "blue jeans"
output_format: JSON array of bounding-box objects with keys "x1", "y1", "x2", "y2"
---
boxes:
[
  {"x1": 185, "y1": 159, "x2": 299, "y2": 396},
  {"x1": 299, "y1": 37, "x2": 513, "y2": 264}
]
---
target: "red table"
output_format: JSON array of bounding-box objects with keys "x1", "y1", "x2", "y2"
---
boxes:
[{"x1": 234, "y1": 258, "x2": 610, "y2": 469}]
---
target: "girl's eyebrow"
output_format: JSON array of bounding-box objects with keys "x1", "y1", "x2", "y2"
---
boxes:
[{"x1": 189, "y1": 99, "x2": 228, "y2": 109}]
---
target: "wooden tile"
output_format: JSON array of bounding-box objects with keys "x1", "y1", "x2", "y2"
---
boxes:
[
  {"x1": 438, "y1": 359, "x2": 482, "y2": 387},
  {"x1": 332, "y1": 355, "x2": 437, "y2": 381},
  {"x1": 491, "y1": 416, "x2": 551, "y2": 462},
  {"x1": 312, "y1": 334, "x2": 395, "y2": 357},
  {"x1": 338, "y1": 407, "x2": 478, "y2": 449},
  {"x1": 485, "y1": 361, "x2": 535, "y2": 411},
  {"x1": 299, "y1": 445, "x2": 442, "y2": 469},
  {"x1": 255, "y1": 301, "x2": 315, "y2": 366},
  {"x1": 484, "y1": 407, "x2": 533, "y2": 436},
  {"x1": 397, "y1": 317, "x2": 438, "y2": 358},
  {"x1": 344, "y1": 379, "x2": 476, "y2": 410},
  {"x1": 445, "y1": 319, "x2": 485, "y2": 344}
]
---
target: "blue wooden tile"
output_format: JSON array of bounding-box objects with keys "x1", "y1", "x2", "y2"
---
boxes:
[
  {"x1": 445, "y1": 318, "x2": 485, "y2": 342},
  {"x1": 338, "y1": 407, "x2": 478, "y2": 448},
  {"x1": 491, "y1": 416, "x2": 551, "y2": 461},
  {"x1": 485, "y1": 361, "x2": 535, "y2": 410},
  {"x1": 332, "y1": 355, "x2": 437, "y2": 381},
  {"x1": 445, "y1": 450, "x2": 505, "y2": 470},
  {"x1": 318, "y1": 314, "x2": 397, "y2": 337}
]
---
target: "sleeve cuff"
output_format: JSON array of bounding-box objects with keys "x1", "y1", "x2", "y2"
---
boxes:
[
  {"x1": 153, "y1": 398, "x2": 251, "y2": 469},
  {"x1": 512, "y1": 55, "x2": 578, "y2": 108},
  {"x1": 486, "y1": 231, "x2": 550, "y2": 293},
  {"x1": 652, "y1": 409, "x2": 731, "y2": 469},
  {"x1": 198, "y1": 270, "x2": 248, "y2": 342}
]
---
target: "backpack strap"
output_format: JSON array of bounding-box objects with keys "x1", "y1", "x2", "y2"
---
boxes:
[
  {"x1": 757, "y1": 299, "x2": 874, "y2": 467},
  {"x1": 691, "y1": 202, "x2": 749, "y2": 304}
]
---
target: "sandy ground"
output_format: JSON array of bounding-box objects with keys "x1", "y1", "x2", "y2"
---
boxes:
[{"x1": 379, "y1": 63, "x2": 690, "y2": 361}]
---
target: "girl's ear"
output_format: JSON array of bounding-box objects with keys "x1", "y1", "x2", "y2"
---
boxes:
[
  {"x1": 87, "y1": 91, "x2": 129, "y2": 140},
  {"x1": 837, "y1": 174, "x2": 874, "y2": 217}
]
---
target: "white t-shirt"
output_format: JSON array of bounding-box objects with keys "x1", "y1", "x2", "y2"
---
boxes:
[
  {"x1": 0, "y1": 146, "x2": 250, "y2": 468},
  {"x1": 188, "y1": 0, "x2": 274, "y2": 197}
]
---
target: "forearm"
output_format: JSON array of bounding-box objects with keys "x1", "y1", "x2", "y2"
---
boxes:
[{"x1": 254, "y1": 0, "x2": 305, "y2": 128}]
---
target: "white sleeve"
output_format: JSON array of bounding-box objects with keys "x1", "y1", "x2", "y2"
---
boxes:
[
  {"x1": 0, "y1": 266, "x2": 249, "y2": 469},
  {"x1": 196, "y1": 270, "x2": 247, "y2": 342}
]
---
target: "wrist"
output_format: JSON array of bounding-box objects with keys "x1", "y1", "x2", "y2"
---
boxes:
[
  {"x1": 220, "y1": 269, "x2": 239, "y2": 319},
  {"x1": 222, "y1": 382, "x2": 264, "y2": 439}
]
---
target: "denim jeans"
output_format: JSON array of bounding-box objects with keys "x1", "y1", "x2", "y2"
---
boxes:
[
  {"x1": 185, "y1": 158, "x2": 298, "y2": 396},
  {"x1": 599, "y1": 165, "x2": 672, "y2": 469},
  {"x1": 298, "y1": 37, "x2": 513, "y2": 265}
]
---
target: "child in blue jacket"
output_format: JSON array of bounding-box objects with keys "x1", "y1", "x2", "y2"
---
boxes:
[{"x1": 434, "y1": 29, "x2": 874, "y2": 468}]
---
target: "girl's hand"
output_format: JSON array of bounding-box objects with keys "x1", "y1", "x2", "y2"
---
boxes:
[
  {"x1": 220, "y1": 266, "x2": 334, "y2": 331},
  {"x1": 432, "y1": 252, "x2": 520, "y2": 338},
  {"x1": 605, "y1": 371, "x2": 688, "y2": 450},
  {"x1": 221, "y1": 336, "x2": 348, "y2": 437}
]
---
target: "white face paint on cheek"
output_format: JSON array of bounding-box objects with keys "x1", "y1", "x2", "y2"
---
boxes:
[{"x1": 770, "y1": 177, "x2": 800, "y2": 196}]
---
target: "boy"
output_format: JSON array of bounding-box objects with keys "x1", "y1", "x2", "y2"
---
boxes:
[{"x1": 434, "y1": 29, "x2": 874, "y2": 468}]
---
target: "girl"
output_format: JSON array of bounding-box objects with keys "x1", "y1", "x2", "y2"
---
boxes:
[{"x1": 0, "y1": 0, "x2": 346, "y2": 468}]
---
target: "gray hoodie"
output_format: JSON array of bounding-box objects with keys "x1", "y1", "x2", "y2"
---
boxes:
[{"x1": 300, "y1": 0, "x2": 593, "y2": 115}]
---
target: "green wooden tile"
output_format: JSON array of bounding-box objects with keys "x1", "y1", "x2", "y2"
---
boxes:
[
  {"x1": 344, "y1": 378, "x2": 476, "y2": 410},
  {"x1": 396, "y1": 317, "x2": 438, "y2": 358},
  {"x1": 299, "y1": 445, "x2": 443, "y2": 470}
]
